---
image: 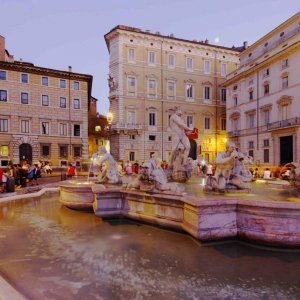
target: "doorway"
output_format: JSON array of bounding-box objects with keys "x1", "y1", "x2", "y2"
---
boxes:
[
  {"x1": 19, "y1": 143, "x2": 32, "y2": 162},
  {"x1": 280, "y1": 135, "x2": 293, "y2": 165}
]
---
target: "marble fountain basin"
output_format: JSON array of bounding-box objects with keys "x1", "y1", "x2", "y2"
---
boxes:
[{"x1": 60, "y1": 179, "x2": 300, "y2": 247}]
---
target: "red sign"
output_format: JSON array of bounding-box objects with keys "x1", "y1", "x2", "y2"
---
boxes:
[{"x1": 185, "y1": 128, "x2": 198, "y2": 140}]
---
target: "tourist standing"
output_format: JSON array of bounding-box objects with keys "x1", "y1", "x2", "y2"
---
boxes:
[{"x1": 67, "y1": 163, "x2": 76, "y2": 179}]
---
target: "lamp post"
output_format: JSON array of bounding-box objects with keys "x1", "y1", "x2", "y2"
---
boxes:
[{"x1": 107, "y1": 112, "x2": 113, "y2": 153}]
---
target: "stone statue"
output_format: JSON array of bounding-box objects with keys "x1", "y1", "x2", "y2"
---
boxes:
[
  {"x1": 169, "y1": 107, "x2": 193, "y2": 182},
  {"x1": 95, "y1": 146, "x2": 120, "y2": 184},
  {"x1": 206, "y1": 142, "x2": 251, "y2": 192}
]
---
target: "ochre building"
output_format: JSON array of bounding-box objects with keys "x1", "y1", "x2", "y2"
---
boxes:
[
  {"x1": 0, "y1": 35, "x2": 92, "y2": 166},
  {"x1": 105, "y1": 25, "x2": 241, "y2": 163}
]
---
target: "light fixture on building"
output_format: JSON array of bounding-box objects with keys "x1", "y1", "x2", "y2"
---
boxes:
[{"x1": 107, "y1": 112, "x2": 113, "y2": 125}]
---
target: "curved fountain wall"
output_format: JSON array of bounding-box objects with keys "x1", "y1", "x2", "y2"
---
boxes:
[{"x1": 58, "y1": 182, "x2": 300, "y2": 247}]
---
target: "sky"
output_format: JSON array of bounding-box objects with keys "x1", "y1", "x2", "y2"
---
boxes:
[{"x1": 1, "y1": 0, "x2": 299, "y2": 115}]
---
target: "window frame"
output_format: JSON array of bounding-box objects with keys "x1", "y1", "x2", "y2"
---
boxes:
[
  {"x1": 149, "y1": 112, "x2": 156, "y2": 126},
  {"x1": 42, "y1": 94, "x2": 49, "y2": 106},
  {"x1": 41, "y1": 76, "x2": 49, "y2": 86},
  {"x1": 0, "y1": 119, "x2": 8, "y2": 132},
  {"x1": 73, "y1": 98, "x2": 80, "y2": 109},
  {"x1": 41, "y1": 121, "x2": 50, "y2": 135},
  {"x1": 21, "y1": 92, "x2": 29, "y2": 104},
  {"x1": 73, "y1": 81, "x2": 80, "y2": 90},
  {"x1": 0, "y1": 70, "x2": 7, "y2": 80},
  {"x1": 0, "y1": 90, "x2": 7, "y2": 102},
  {"x1": 60, "y1": 97, "x2": 67, "y2": 108},
  {"x1": 60, "y1": 79, "x2": 66, "y2": 88},
  {"x1": 73, "y1": 124, "x2": 81, "y2": 137},
  {"x1": 21, "y1": 73, "x2": 29, "y2": 83}
]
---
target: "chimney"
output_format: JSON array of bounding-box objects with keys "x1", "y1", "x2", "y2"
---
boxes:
[
  {"x1": 0, "y1": 35, "x2": 5, "y2": 61},
  {"x1": 243, "y1": 41, "x2": 248, "y2": 49},
  {"x1": 68, "y1": 66, "x2": 72, "y2": 72}
]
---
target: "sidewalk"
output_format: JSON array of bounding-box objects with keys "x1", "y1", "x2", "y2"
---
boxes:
[{"x1": 0, "y1": 172, "x2": 89, "y2": 199}]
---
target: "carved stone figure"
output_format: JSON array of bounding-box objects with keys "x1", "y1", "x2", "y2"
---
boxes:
[
  {"x1": 169, "y1": 107, "x2": 193, "y2": 182},
  {"x1": 206, "y1": 142, "x2": 252, "y2": 192},
  {"x1": 95, "y1": 147, "x2": 120, "y2": 184}
]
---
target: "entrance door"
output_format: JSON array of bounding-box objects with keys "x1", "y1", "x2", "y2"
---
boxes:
[
  {"x1": 280, "y1": 136, "x2": 293, "y2": 165},
  {"x1": 19, "y1": 143, "x2": 32, "y2": 162},
  {"x1": 188, "y1": 139, "x2": 197, "y2": 160}
]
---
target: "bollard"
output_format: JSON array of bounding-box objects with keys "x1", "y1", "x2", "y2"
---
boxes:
[{"x1": 61, "y1": 172, "x2": 67, "y2": 181}]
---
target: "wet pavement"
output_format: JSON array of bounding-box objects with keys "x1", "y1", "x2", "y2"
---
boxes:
[{"x1": 0, "y1": 192, "x2": 300, "y2": 299}]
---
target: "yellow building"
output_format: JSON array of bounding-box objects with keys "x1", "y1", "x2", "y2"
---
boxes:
[
  {"x1": 0, "y1": 35, "x2": 93, "y2": 166},
  {"x1": 105, "y1": 25, "x2": 241, "y2": 162},
  {"x1": 226, "y1": 12, "x2": 300, "y2": 166}
]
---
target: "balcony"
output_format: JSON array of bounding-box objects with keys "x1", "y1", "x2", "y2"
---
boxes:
[
  {"x1": 228, "y1": 130, "x2": 241, "y2": 137},
  {"x1": 267, "y1": 117, "x2": 300, "y2": 131}
]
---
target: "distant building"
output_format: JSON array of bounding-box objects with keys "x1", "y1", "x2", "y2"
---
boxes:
[
  {"x1": 226, "y1": 12, "x2": 300, "y2": 166},
  {"x1": 88, "y1": 96, "x2": 110, "y2": 156},
  {"x1": 0, "y1": 35, "x2": 93, "y2": 166},
  {"x1": 105, "y1": 25, "x2": 241, "y2": 163}
]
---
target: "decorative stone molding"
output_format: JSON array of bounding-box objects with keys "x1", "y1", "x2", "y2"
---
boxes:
[
  {"x1": 277, "y1": 95, "x2": 292, "y2": 106},
  {"x1": 145, "y1": 74, "x2": 158, "y2": 79},
  {"x1": 184, "y1": 78, "x2": 196, "y2": 84},
  {"x1": 260, "y1": 103, "x2": 273, "y2": 111},
  {"x1": 202, "y1": 111, "x2": 214, "y2": 116},
  {"x1": 165, "y1": 76, "x2": 177, "y2": 82},
  {"x1": 280, "y1": 71, "x2": 289, "y2": 78},
  {"x1": 229, "y1": 111, "x2": 241, "y2": 119},
  {"x1": 124, "y1": 71, "x2": 139, "y2": 77},
  {"x1": 245, "y1": 108, "x2": 256, "y2": 115},
  {"x1": 202, "y1": 80, "x2": 213, "y2": 86}
]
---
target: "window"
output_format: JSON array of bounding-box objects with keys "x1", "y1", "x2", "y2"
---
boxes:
[
  {"x1": 263, "y1": 139, "x2": 269, "y2": 147},
  {"x1": 168, "y1": 54, "x2": 175, "y2": 67},
  {"x1": 187, "y1": 116, "x2": 193, "y2": 127},
  {"x1": 127, "y1": 77, "x2": 136, "y2": 96},
  {"x1": 204, "y1": 117, "x2": 211, "y2": 129},
  {"x1": 233, "y1": 96, "x2": 238, "y2": 106},
  {"x1": 129, "y1": 135, "x2": 135, "y2": 140},
  {"x1": 95, "y1": 126, "x2": 101, "y2": 132},
  {"x1": 41, "y1": 145, "x2": 50, "y2": 156},
  {"x1": 74, "y1": 99, "x2": 80, "y2": 109},
  {"x1": 282, "y1": 105, "x2": 288, "y2": 120},
  {"x1": 168, "y1": 136, "x2": 172, "y2": 141},
  {"x1": 167, "y1": 81, "x2": 175, "y2": 100},
  {"x1": 0, "y1": 70, "x2": 6, "y2": 80},
  {"x1": 204, "y1": 86, "x2": 211, "y2": 100},
  {"x1": 249, "y1": 114, "x2": 255, "y2": 128},
  {"x1": 148, "y1": 79, "x2": 156, "y2": 99},
  {"x1": 263, "y1": 110, "x2": 270, "y2": 125},
  {"x1": 0, "y1": 119, "x2": 8, "y2": 132},
  {"x1": 59, "y1": 145, "x2": 68, "y2": 158},
  {"x1": 74, "y1": 81, "x2": 80, "y2": 90},
  {"x1": 74, "y1": 124, "x2": 80, "y2": 136},
  {"x1": 282, "y1": 58, "x2": 288, "y2": 69},
  {"x1": 221, "y1": 63, "x2": 227, "y2": 76},
  {"x1": 41, "y1": 122, "x2": 49, "y2": 135},
  {"x1": 263, "y1": 149, "x2": 269, "y2": 163},
  {"x1": 0, "y1": 145, "x2": 9, "y2": 156},
  {"x1": 21, "y1": 92, "x2": 28, "y2": 104},
  {"x1": 148, "y1": 51, "x2": 155, "y2": 65},
  {"x1": 221, "y1": 118, "x2": 226, "y2": 130},
  {"x1": 186, "y1": 58, "x2": 193, "y2": 70},
  {"x1": 127, "y1": 110, "x2": 135, "y2": 124},
  {"x1": 204, "y1": 60, "x2": 211, "y2": 74},
  {"x1": 21, "y1": 120, "x2": 30, "y2": 133},
  {"x1": 128, "y1": 48, "x2": 135, "y2": 62},
  {"x1": 249, "y1": 150, "x2": 254, "y2": 158},
  {"x1": 282, "y1": 76, "x2": 288, "y2": 89},
  {"x1": 60, "y1": 123, "x2": 67, "y2": 136},
  {"x1": 60, "y1": 79, "x2": 66, "y2": 88},
  {"x1": 186, "y1": 84, "x2": 194, "y2": 99},
  {"x1": 0, "y1": 90, "x2": 7, "y2": 102},
  {"x1": 221, "y1": 88, "x2": 226, "y2": 102},
  {"x1": 73, "y1": 146, "x2": 81, "y2": 157},
  {"x1": 42, "y1": 77, "x2": 48, "y2": 86},
  {"x1": 264, "y1": 84, "x2": 269, "y2": 95},
  {"x1": 21, "y1": 74, "x2": 28, "y2": 83},
  {"x1": 60, "y1": 97, "x2": 66, "y2": 108},
  {"x1": 149, "y1": 135, "x2": 156, "y2": 141},
  {"x1": 263, "y1": 68, "x2": 269, "y2": 77},
  {"x1": 129, "y1": 151, "x2": 135, "y2": 161},
  {"x1": 249, "y1": 90, "x2": 253, "y2": 101},
  {"x1": 149, "y1": 112, "x2": 156, "y2": 126},
  {"x1": 248, "y1": 141, "x2": 254, "y2": 149},
  {"x1": 42, "y1": 95, "x2": 49, "y2": 106}
]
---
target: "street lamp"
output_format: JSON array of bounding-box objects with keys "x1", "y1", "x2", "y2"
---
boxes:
[{"x1": 107, "y1": 112, "x2": 113, "y2": 153}]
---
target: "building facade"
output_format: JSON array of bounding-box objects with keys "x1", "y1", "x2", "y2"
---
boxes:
[
  {"x1": 88, "y1": 96, "x2": 110, "y2": 156},
  {"x1": 105, "y1": 26, "x2": 241, "y2": 163},
  {"x1": 0, "y1": 35, "x2": 93, "y2": 166},
  {"x1": 226, "y1": 12, "x2": 300, "y2": 166}
]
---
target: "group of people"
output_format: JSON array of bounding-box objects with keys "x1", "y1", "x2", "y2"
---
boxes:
[
  {"x1": 121, "y1": 160, "x2": 169, "y2": 176},
  {"x1": 0, "y1": 160, "x2": 42, "y2": 193}
]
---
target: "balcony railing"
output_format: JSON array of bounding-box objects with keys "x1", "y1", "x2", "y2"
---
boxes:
[
  {"x1": 267, "y1": 117, "x2": 300, "y2": 130},
  {"x1": 111, "y1": 123, "x2": 144, "y2": 130},
  {"x1": 227, "y1": 130, "x2": 241, "y2": 137}
]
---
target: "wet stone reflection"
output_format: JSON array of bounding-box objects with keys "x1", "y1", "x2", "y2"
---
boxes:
[{"x1": 0, "y1": 192, "x2": 300, "y2": 299}]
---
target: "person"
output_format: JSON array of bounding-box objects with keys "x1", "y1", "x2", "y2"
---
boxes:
[
  {"x1": 263, "y1": 168, "x2": 271, "y2": 179},
  {"x1": 44, "y1": 162, "x2": 52, "y2": 174},
  {"x1": 0, "y1": 168, "x2": 3, "y2": 192},
  {"x1": 67, "y1": 163, "x2": 76, "y2": 179},
  {"x1": 169, "y1": 107, "x2": 192, "y2": 166},
  {"x1": 31, "y1": 164, "x2": 41, "y2": 185},
  {"x1": 206, "y1": 163, "x2": 213, "y2": 176},
  {"x1": 124, "y1": 161, "x2": 132, "y2": 175},
  {"x1": 1, "y1": 169, "x2": 9, "y2": 193},
  {"x1": 161, "y1": 160, "x2": 168, "y2": 171},
  {"x1": 27, "y1": 164, "x2": 35, "y2": 186}
]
